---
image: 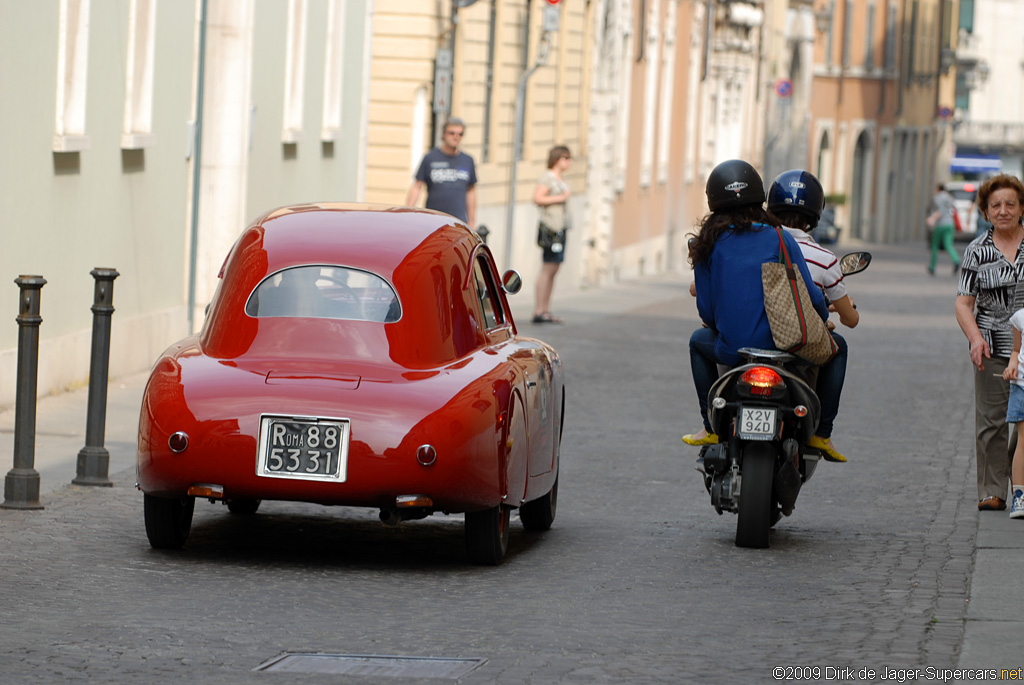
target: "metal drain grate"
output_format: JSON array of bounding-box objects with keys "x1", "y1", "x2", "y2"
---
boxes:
[{"x1": 255, "y1": 653, "x2": 487, "y2": 679}]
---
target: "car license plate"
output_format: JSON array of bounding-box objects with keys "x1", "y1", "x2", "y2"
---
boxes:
[
  {"x1": 256, "y1": 414, "x2": 350, "y2": 482},
  {"x1": 738, "y1": 407, "x2": 776, "y2": 441}
]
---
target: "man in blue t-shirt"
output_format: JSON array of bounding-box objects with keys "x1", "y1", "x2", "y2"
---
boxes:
[{"x1": 406, "y1": 117, "x2": 477, "y2": 227}]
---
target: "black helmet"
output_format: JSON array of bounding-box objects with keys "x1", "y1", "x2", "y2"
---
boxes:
[
  {"x1": 767, "y1": 169, "x2": 825, "y2": 228},
  {"x1": 705, "y1": 159, "x2": 766, "y2": 211}
]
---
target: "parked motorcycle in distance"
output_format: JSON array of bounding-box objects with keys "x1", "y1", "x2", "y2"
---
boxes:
[{"x1": 695, "y1": 251, "x2": 871, "y2": 548}]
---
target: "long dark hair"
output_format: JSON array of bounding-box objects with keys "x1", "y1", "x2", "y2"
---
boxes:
[{"x1": 687, "y1": 205, "x2": 781, "y2": 266}]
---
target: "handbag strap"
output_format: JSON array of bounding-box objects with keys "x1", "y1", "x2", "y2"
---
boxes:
[
  {"x1": 772, "y1": 225, "x2": 811, "y2": 324},
  {"x1": 772, "y1": 227, "x2": 798, "y2": 281}
]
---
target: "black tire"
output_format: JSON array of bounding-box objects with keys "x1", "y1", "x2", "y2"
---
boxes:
[
  {"x1": 144, "y1": 494, "x2": 195, "y2": 549},
  {"x1": 519, "y1": 476, "x2": 558, "y2": 531},
  {"x1": 227, "y1": 498, "x2": 261, "y2": 515},
  {"x1": 465, "y1": 505, "x2": 510, "y2": 565},
  {"x1": 735, "y1": 443, "x2": 775, "y2": 549}
]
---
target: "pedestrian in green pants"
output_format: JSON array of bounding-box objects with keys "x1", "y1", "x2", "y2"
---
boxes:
[{"x1": 928, "y1": 184, "x2": 961, "y2": 276}]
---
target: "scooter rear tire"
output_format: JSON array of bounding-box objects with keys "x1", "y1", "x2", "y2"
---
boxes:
[{"x1": 736, "y1": 443, "x2": 774, "y2": 548}]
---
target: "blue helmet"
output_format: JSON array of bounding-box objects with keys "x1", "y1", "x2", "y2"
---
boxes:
[{"x1": 767, "y1": 170, "x2": 825, "y2": 228}]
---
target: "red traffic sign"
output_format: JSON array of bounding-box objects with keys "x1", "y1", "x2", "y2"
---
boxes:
[
  {"x1": 774, "y1": 78, "x2": 793, "y2": 98},
  {"x1": 545, "y1": 0, "x2": 562, "y2": 4}
]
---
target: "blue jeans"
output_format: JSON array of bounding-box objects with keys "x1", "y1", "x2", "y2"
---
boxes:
[
  {"x1": 815, "y1": 332, "x2": 847, "y2": 439},
  {"x1": 689, "y1": 327, "x2": 723, "y2": 433},
  {"x1": 689, "y1": 327, "x2": 848, "y2": 438}
]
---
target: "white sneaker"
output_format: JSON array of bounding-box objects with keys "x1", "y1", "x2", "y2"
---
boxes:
[{"x1": 1011, "y1": 489, "x2": 1024, "y2": 519}]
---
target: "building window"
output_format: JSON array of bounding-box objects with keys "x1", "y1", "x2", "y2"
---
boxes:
[
  {"x1": 955, "y1": 71, "x2": 969, "y2": 111},
  {"x1": 122, "y1": 0, "x2": 157, "y2": 149},
  {"x1": 959, "y1": 0, "x2": 974, "y2": 33},
  {"x1": 926, "y1": 4, "x2": 937, "y2": 75},
  {"x1": 906, "y1": 0, "x2": 919, "y2": 79},
  {"x1": 864, "y1": 3, "x2": 875, "y2": 70},
  {"x1": 321, "y1": 0, "x2": 346, "y2": 142},
  {"x1": 842, "y1": 1, "x2": 853, "y2": 69},
  {"x1": 615, "y1": 14, "x2": 634, "y2": 192},
  {"x1": 639, "y1": 0, "x2": 660, "y2": 188},
  {"x1": 683, "y1": 1, "x2": 703, "y2": 184},
  {"x1": 482, "y1": 0, "x2": 497, "y2": 162},
  {"x1": 825, "y1": 0, "x2": 834, "y2": 68},
  {"x1": 54, "y1": 0, "x2": 92, "y2": 152},
  {"x1": 656, "y1": 0, "x2": 677, "y2": 185},
  {"x1": 282, "y1": 0, "x2": 308, "y2": 144},
  {"x1": 516, "y1": 0, "x2": 532, "y2": 161},
  {"x1": 941, "y1": 0, "x2": 953, "y2": 52},
  {"x1": 817, "y1": 130, "x2": 831, "y2": 185},
  {"x1": 884, "y1": 4, "x2": 897, "y2": 71}
]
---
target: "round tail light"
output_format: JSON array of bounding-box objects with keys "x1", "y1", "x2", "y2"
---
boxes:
[
  {"x1": 168, "y1": 431, "x2": 189, "y2": 453},
  {"x1": 416, "y1": 444, "x2": 437, "y2": 466}
]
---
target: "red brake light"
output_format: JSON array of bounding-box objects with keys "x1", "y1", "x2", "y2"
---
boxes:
[
  {"x1": 740, "y1": 367, "x2": 784, "y2": 396},
  {"x1": 964, "y1": 183, "x2": 976, "y2": 192}
]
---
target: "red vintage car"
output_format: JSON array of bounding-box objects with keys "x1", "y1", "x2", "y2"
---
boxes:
[{"x1": 136, "y1": 203, "x2": 563, "y2": 564}]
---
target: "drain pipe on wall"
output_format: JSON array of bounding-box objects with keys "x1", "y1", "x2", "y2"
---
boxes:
[
  {"x1": 503, "y1": 30, "x2": 552, "y2": 272},
  {"x1": 187, "y1": 0, "x2": 209, "y2": 334}
]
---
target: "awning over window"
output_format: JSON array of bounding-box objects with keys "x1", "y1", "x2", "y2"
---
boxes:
[{"x1": 951, "y1": 155, "x2": 1001, "y2": 173}]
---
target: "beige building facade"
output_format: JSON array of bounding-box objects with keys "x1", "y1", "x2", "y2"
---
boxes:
[
  {"x1": 381, "y1": 1, "x2": 782, "y2": 290},
  {"x1": 806, "y1": 0, "x2": 946, "y2": 244},
  {"x1": 367, "y1": 0, "x2": 593, "y2": 294},
  {"x1": 0, "y1": 0, "x2": 949, "y2": 406},
  {"x1": 0, "y1": 0, "x2": 789, "y2": 402},
  {"x1": 0, "y1": 0, "x2": 372, "y2": 405}
]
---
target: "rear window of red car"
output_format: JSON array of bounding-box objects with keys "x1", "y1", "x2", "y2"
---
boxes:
[{"x1": 244, "y1": 265, "x2": 401, "y2": 323}]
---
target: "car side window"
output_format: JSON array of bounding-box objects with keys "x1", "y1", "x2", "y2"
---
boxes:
[
  {"x1": 472, "y1": 257, "x2": 504, "y2": 330},
  {"x1": 245, "y1": 265, "x2": 401, "y2": 323}
]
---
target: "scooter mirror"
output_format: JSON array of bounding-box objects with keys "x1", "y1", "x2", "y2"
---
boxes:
[{"x1": 839, "y1": 251, "x2": 871, "y2": 276}]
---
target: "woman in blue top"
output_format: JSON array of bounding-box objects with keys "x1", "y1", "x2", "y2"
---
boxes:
[{"x1": 682, "y1": 160, "x2": 829, "y2": 445}]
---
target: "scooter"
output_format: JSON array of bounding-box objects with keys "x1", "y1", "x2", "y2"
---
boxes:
[{"x1": 695, "y1": 251, "x2": 871, "y2": 548}]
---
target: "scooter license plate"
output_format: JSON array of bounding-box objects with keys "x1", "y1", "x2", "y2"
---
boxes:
[{"x1": 738, "y1": 407, "x2": 777, "y2": 441}]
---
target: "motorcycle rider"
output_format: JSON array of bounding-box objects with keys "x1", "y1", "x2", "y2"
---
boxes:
[
  {"x1": 768, "y1": 170, "x2": 858, "y2": 462},
  {"x1": 683, "y1": 160, "x2": 828, "y2": 447}
]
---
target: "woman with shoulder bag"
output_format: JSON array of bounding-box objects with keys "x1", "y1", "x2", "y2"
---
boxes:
[
  {"x1": 682, "y1": 160, "x2": 829, "y2": 446},
  {"x1": 531, "y1": 146, "x2": 572, "y2": 324}
]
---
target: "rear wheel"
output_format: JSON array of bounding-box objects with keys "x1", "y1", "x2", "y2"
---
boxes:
[
  {"x1": 519, "y1": 477, "x2": 558, "y2": 531},
  {"x1": 735, "y1": 444, "x2": 775, "y2": 549},
  {"x1": 144, "y1": 494, "x2": 195, "y2": 549},
  {"x1": 465, "y1": 505, "x2": 510, "y2": 565},
  {"x1": 227, "y1": 498, "x2": 261, "y2": 515}
]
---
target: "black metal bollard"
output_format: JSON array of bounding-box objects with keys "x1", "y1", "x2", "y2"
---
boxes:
[
  {"x1": 2, "y1": 275, "x2": 47, "y2": 510},
  {"x1": 73, "y1": 268, "x2": 120, "y2": 487}
]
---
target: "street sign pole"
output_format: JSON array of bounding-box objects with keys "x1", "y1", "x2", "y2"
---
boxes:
[{"x1": 504, "y1": 0, "x2": 562, "y2": 271}]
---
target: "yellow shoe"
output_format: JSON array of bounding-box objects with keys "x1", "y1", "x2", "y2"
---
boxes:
[
  {"x1": 682, "y1": 431, "x2": 719, "y2": 446},
  {"x1": 807, "y1": 435, "x2": 846, "y2": 463}
]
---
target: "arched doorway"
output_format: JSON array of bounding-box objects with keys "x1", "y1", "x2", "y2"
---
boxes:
[
  {"x1": 849, "y1": 130, "x2": 872, "y2": 241},
  {"x1": 816, "y1": 130, "x2": 831, "y2": 184}
]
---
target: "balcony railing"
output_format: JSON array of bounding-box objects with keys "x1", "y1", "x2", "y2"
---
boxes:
[
  {"x1": 953, "y1": 121, "x2": 1024, "y2": 152},
  {"x1": 956, "y1": 29, "x2": 983, "y2": 63}
]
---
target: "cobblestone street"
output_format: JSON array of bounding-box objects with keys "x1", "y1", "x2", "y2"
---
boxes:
[{"x1": 0, "y1": 243, "x2": 1015, "y2": 683}]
